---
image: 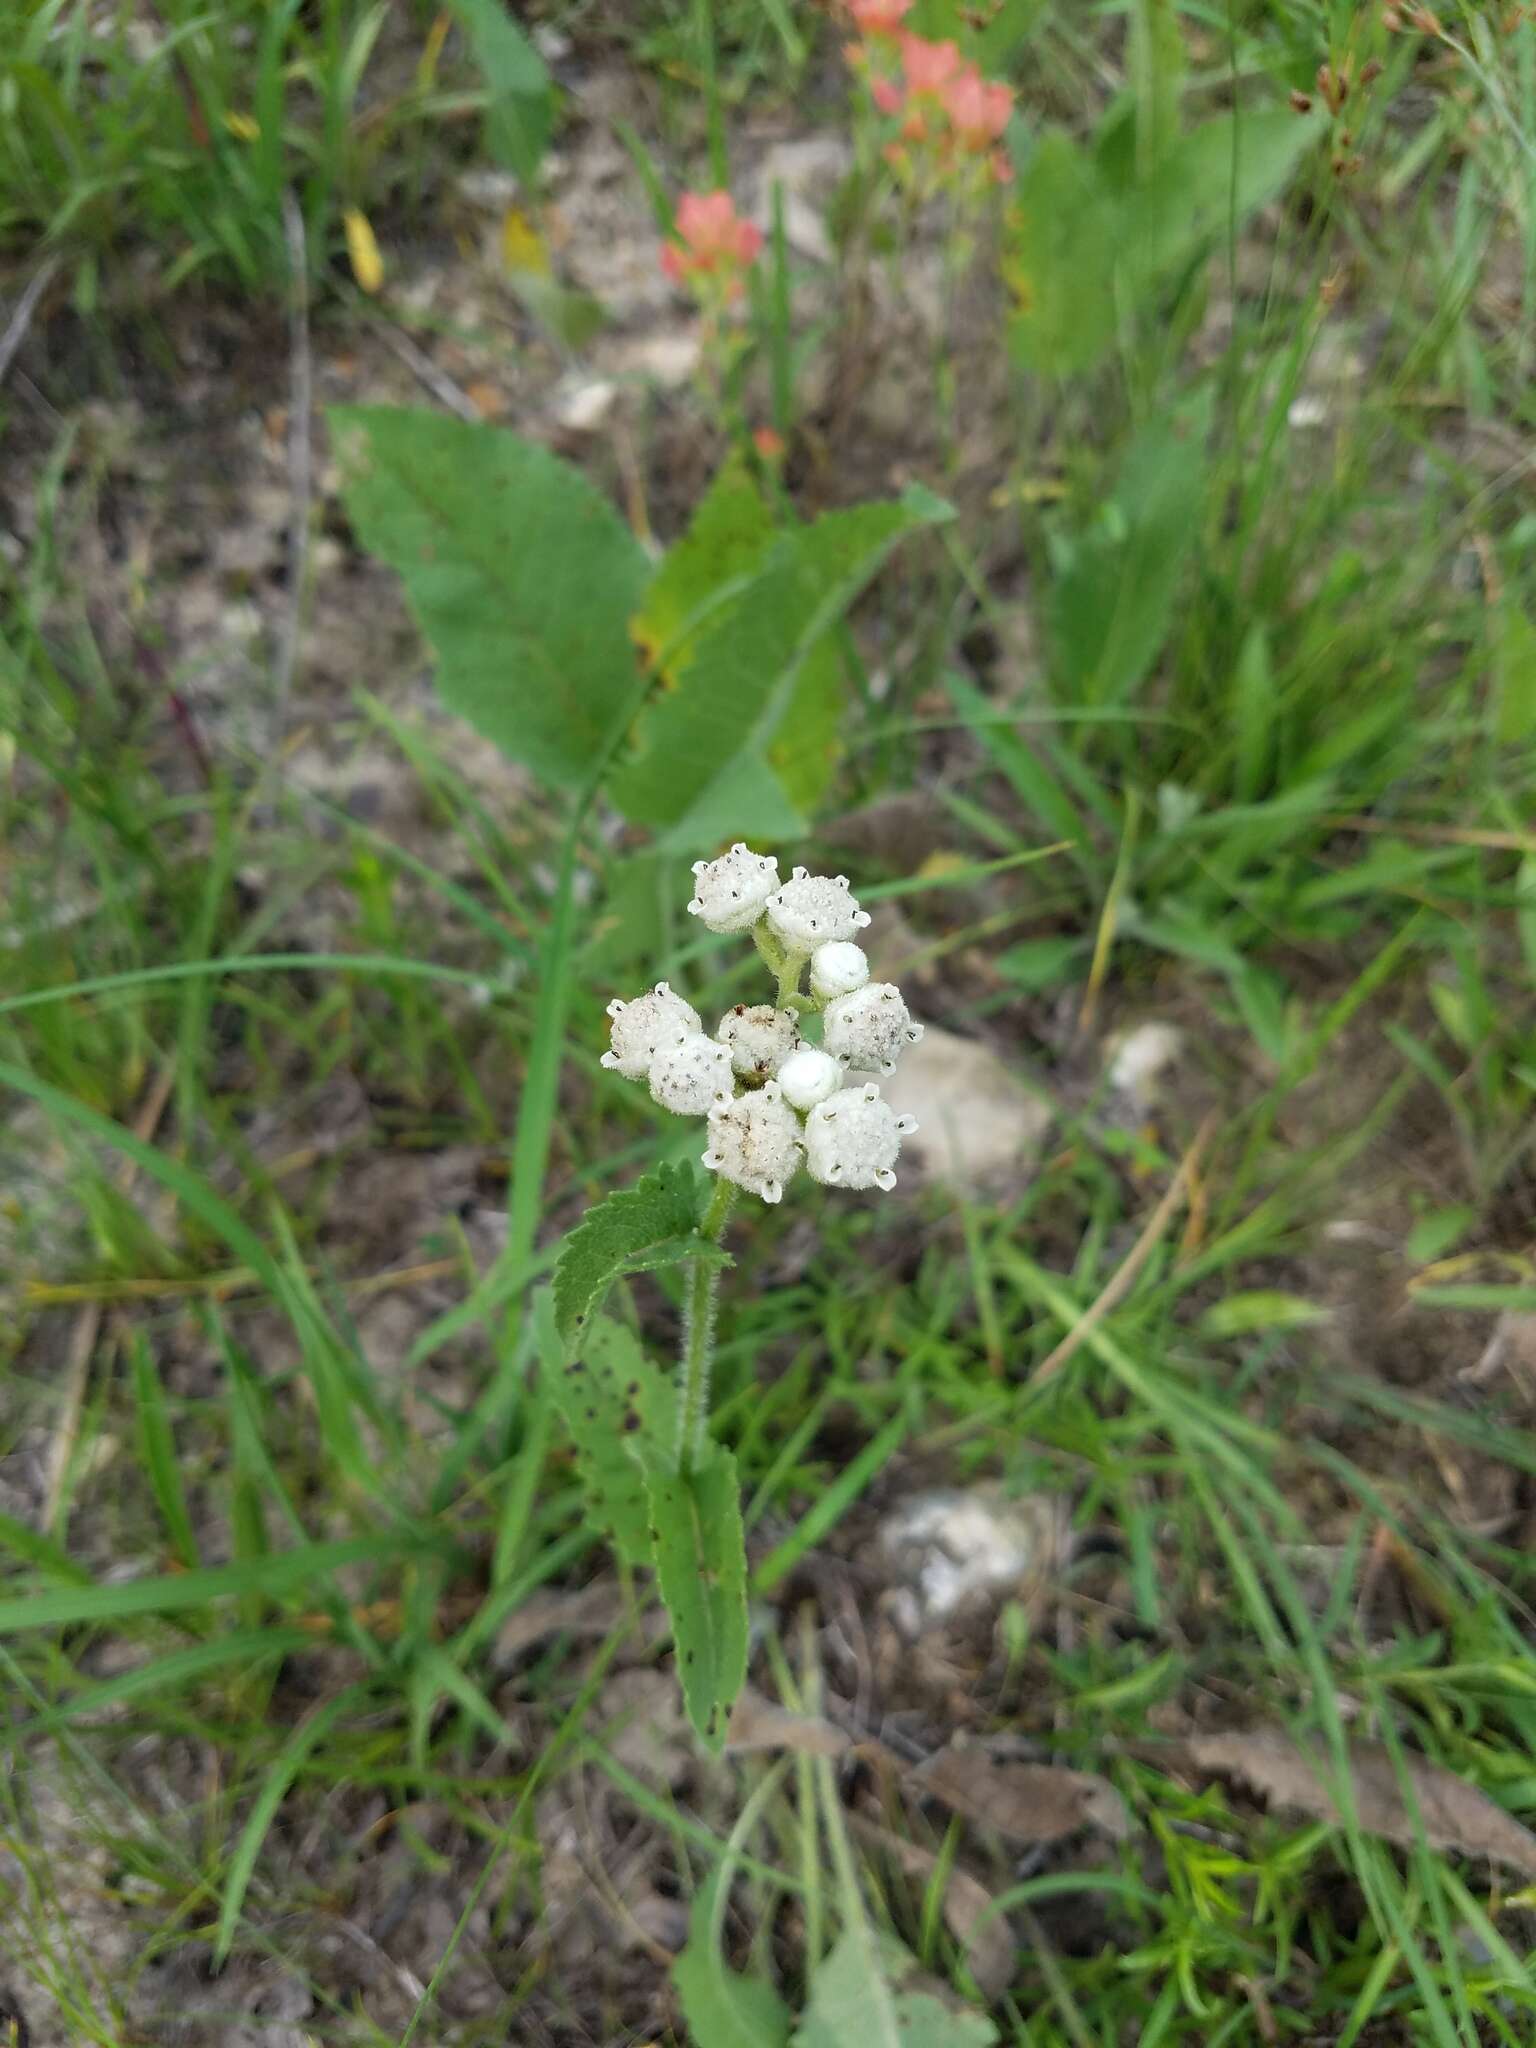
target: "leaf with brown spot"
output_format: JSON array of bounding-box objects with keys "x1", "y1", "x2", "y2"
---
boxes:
[
  {"x1": 908, "y1": 1744, "x2": 1132, "y2": 1846},
  {"x1": 1185, "y1": 1728, "x2": 1536, "y2": 1877}
]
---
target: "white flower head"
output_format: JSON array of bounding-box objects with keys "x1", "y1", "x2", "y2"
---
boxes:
[
  {"x1": 603, "y1": 981, "x2": 701, "y2": 1080},
  {"x1": 648, "y1": 1033, "x2": 734, "y2": 1117},
  {"x1": 689, "y1": 843, "x2": 781, "y2": 934},
  {"x1": 810, "y1": 940, "x2": 870, "y2": 1001},
  {"x1": 764, "y1": 868, "x2": 871, "y2": 952},
  {"x1": 716, "y1": 1003, "x2": 798, "y2": 1081},
  {"x1": 703, "y1": 1082, "x2": 803, "y2": 1204},
  {"x1": 822, "y1": 983, "x2": 924, "y2": 1076},
  {"x1": 776, "y1": 1043, "x2": 842, "y2": 1112},
  {"x1": 804, "y1": 1082, "x2": 917, "y2": 1192}
]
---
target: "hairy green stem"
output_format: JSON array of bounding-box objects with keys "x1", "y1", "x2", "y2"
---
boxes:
[
  {"x1": 752, "y1": 920, "x2": 809, "y2": 1011},
  {"x1": 677, "y1": 1176, "x2": 737, "y2": 1474}
]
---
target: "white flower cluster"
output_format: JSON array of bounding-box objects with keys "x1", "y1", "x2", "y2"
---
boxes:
[{"x1": 603, "y1": 846, "x2": 923, "y2": 1203}]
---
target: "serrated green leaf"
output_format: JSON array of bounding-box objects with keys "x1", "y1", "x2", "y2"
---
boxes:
[
  {"x1": 329, "y1": 407, "x2": 649, "y2": 790},
  {"x1": 553, "y1": 1161, "x2": 713, "y2": 1345},
  {"x1": 792, "y1": 1929, "x2": 997, "y2": 2048},
  {"x1": 645, "y1": 1446, "x2": 749, "y2": 1754},
  {"x1": 547, "y1": 1318, "x2": 671, "y2": 1569},
  {"x1": 674, "y1": 1876, "x2": 792, "y2": 2048},
  {"x1": 1200, "y1": 1291, "x2": 1330, "y2": 1340},
  {"x1": 448, "y1": 0, "x2": 552, "y2": 187},
  {"x1": 1049, "y1": 392, "x2": 1211, "y2": 704},
  {"x1": 613, "y1": 493, "x2": 950, "y2": 846}
]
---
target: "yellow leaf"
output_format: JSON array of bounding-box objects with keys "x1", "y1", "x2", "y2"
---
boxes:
[
  {"x1": 417, "y1": 9, "x2": 451, "y2": 89},
  {"x1": 224, "y1": 111, "x2": 260, "y2": 141},
  {"x1": 501, "y1": 206, "x2": 550, "y2": 277},
  {"x1": 344, "y1": 207, "x2": 385, "y2": 295}
]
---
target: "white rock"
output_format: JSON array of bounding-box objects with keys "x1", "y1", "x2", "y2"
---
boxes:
[
  {"x1": 554, "y1": 377, "x2": 618, "y2": 433},
  {"x1": 1105, "y1": 1020, "x2": 1184, "y2": 1106},
  {"x1": 877, "y1": 1027, "x2": 1049, "y2": 1191}
]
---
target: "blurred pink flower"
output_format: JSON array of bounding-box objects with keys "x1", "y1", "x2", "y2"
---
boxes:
[
  {"x1": 900, "y1": 34, "x2": 964, "y2": 94},
  {"x1": 939, "y1": 69, "x2": 1013, "y2": 149},
  {"x1": 869, "y1": 74, "x2": 903, "y2": 113},
  {"x1": 660, "y1": 190, "x2": 764, "y2": 297},
  {"x1": 847, "y1": 0, "x2": 913, "y2": 31}
]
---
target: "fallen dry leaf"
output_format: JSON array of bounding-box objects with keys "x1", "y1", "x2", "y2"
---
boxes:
[
  {"x1": 494, "y1": 1583, "x2": 625, "y2": 1662},
  {"x1": 726, "y1": 1687, "x2": 850, "y2": 1757},
  {"x1": 849, "y1": 1810, "x2": 1015, "y2": 2000},
  {"x1": 1186, "y1": 1728, "x2": 1536, "y2": 1877},
  {"x1": 909, "y1": 1744, "x2": 1133, "y2": 1845},
  {"x1": 724, "y1": 1696, "x2": 1130, "y2": 1851}
]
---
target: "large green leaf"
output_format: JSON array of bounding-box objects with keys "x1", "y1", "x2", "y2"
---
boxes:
[
  {"x1": 329, "y1": 407, "x2": 649, "y2": 789},
  {"x1": 448, "y1": 0, "x2": 552, "y2": 188},
  {"x1": 644, "y1": 1445, "x2": 749, "y2": 1754},
  {"x1": 1048, "y1": 391, "x2": 1211, "y2": 704},
  {"x1": 1004, "y1": 131, "x2": 1119, "y2": 378},
  {"x1": 1008, "y1": 108, "x2": 1319, "y2": 377},
  {"x1": 674, "y1": 1877, "x2": 792, "y2": 2048},
  {"x1": 792, "y1": 1930, "x2": 997, "y2": 2048},
  {"x1": 552, "y1": 1161, "x2": 720, "y2": 1346},
  {"x1": 546, "y1": 1316, "x2": 672, "y2": 1570},
  {"x1": 632, "y1": 459, "x2": 778, "y2": 679},
  {"x1": 1123, "y1": 108, "x2": 1323, "y2": 283},
  {"x1": 1129, "y1": 0, "x2": 1185, "y2": 177},
  {"x1": 612, "y1": 489, "x2": 951, "y2": 847}
]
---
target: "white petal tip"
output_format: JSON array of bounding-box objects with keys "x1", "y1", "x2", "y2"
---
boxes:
[
  {"x1": 853, "y1": 911, "x2": 872, "y2": 928},
  {"x1": 600, "y1": 1052, "x2": 619, "y2": 1069},
  {"x1": 702, "y1": 1151, "x2": 722, "y2": 1169},
  {"x1": 875, "y1": 1169, "x2": 896, "y2": 1191},
  {"x1": 687, "y1": 900, "x2": 703, "y2": 915},
  {"x1": 606, "y1": 999, "x2": 626, "y2": 1017},
  {"x1": 762, "y1": 1182, "x2": 782, "y2": 1203},
  {"x1": 896, "y1": 1115, "x2": 919, "y2": 1134},
  {"x1": 691, "y1": 861, "x2": 706, "y2": 874}
]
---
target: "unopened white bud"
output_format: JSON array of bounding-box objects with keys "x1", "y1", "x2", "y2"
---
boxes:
[
  {"x1": 648, "y1": 1033, "x2": 734, "y2": 1116},
  {"x1": 776, "y1": 1044, "x2": 842, "y2": 1111},
  {"x1": 603, "y1": 981, "x2": 701, "y2": 1079},
  {"x1": 688, "y1": 842, "x2": 781, "y2": 934},
  {"x1": 822, "y1": 983, "x2": 924, "y2": 1076},
  {"x1": 764, "y1": 867, "x2": 871, "y2": 951},
  {"x1": 702, "y1": 1082, "x2": 803, "y2": 1204},
  {"x1": 809, "y1": 940, "x2": 870, "y2": 1001},
  {"x1": 804, "y1": 1082, "x2": 917, "y2": 1192},
  {"x1": 716, "y1": 1003, "x2": 798, "y2": 1081}
]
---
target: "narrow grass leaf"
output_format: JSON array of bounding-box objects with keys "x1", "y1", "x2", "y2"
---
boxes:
[
  {"x1": 214, "y1": 1683, "x2": 361, "y2": 1965},
  {"x1": 128, "y1": 1331, "x2": 200, "y2": 1569},
  {"x1": 0, "y1": 1535, "x2": 431, "y2": 1636}
]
